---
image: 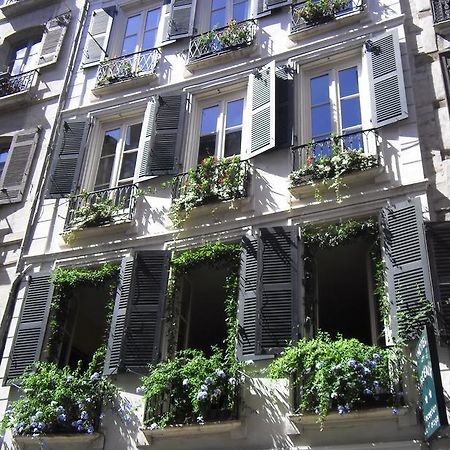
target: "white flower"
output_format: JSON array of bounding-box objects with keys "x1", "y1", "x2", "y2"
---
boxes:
[{"x1": 135, "y1": 386, "x2": 145, "y2": 395}]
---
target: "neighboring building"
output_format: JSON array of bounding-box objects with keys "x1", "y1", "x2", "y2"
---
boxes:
[{"x1": 2, "y1": 0, "x2": 450, "y2": 449}]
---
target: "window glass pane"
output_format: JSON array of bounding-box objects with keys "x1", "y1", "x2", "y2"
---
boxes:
[
  {"x1": 226, "y1": 99, "x2": 244, "y2": 129},
  {"x1": 311, "y1": 104, "x2": 332, "y2": 138},
  {"x1": 338, "y1": 66, "x2": 359, "y2": 97},
  {"x1": 23, "y1": 41, "x2": 41, "y2": 72},
  {"x1": 101, "y1": 129, "x2": 120, "y2": 156},
  {"x1": 310, "y1": 74, "x2": 329, "y2": 105},
  {"x1": 145, "y1": 8, "x2": 161, "y2": 29},
  {"x1": 125, "y1": 14, "x2": 141, "y2": 36},
  {"x1": 0, "y1": 148, "x2": 9, "y2": 178},
  {"x1": 10, "y1": 44, "x2": 27, "y2": 75},
  {"x1": 119, "y1": 152, "x2": 137, "y2": 180},
  {"x1": 122, "y1": 15, "x2": 141, "y2": 54},
  {"x1": 198, "y1": 135, "x2": 216, "y2": 163},
  {"x1": 233, "y1": 0, "x2": 248, "y2": 21},
  {"x1": 124, "y1": 123, "x2": 142, "y2": 151},
  {"x1": 200, "y1": 105, "x2": 219, "y2": 135},
  {"x1": 143, "y1": 30, "x2": 157, "y2": 50},
  {"x1": 210, "y1": 9, "x2": 226, "y2": 28},
  {"x1": 212, "y1": 0, "x2": 226, "y2": 8},
  {"x1": 224, "y1": 130, "x2": 241, "y2": 157},
  {"x1": 94, "y1": 157, "x2": 114, "y2": 189},
  {"x1": 122, "y1": 36, "x2": 137, "y2": 56},
  {"x1": 341, "y1": 98, "x2": 361, "y2": 129}
]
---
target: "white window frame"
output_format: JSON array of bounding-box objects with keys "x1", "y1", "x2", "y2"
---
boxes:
[
  {"x1": 8, "y1": 37, "x2": 42, "y2": 75},
  {"x1": 200, "y1": 0, "x2": 251, "y2": 32}
]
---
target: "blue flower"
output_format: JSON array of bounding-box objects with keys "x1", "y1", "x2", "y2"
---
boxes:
[
  {"x1": 337, "y1": 405, "x2": 346, "y2": 415},
  {"x1": 392, "y1": 407, "x2": 398, "y2": 415},
  {"x1": 372, "y1": 353, "x2": 380, "y2": 360},
  {"x1": 363, "y1": 367, "x2": 371, "y2": 375},
  {"x1": 182, "y1": 378, "x2": 189, "y2": 387},
  {"x1": 363, "y1": 388, "x2": 372, "y2": 396},
  {"x1": 37, "y1": 422, "x2": 45, "y2": 430},
  {"x1": 57, "y1": 414, "x2": 66, "y2": 423},
  {"x1": 205, "y1": 377, "x2": 213, "y2": 385},
  {"x1": 135, "y1": 386, "x2": 145, "y2": 395},
  {"x1": 90, "y1": 372, "x2": 100, "y2": 381},
  {"x1": 56, "y1": 405, "x2": 65, "y2": 413},
  {"x1": 215, "y1": 369, "x2": 226, "y2": 378},
  {"x1": 347, "y1": 359, "x2": 357, "y2": 368},
  {"x1": 87, "y1": 426, "x2": 94, "y2": 434},
  {"x1": 200, "y1": 384, "x2": 208, "y2": 391},
  {"x1": 80, "y1": 411, "x2": 89, "y2": 420},
  {"x1": 197, "y1": 391, "x2": 208, "y2": 400},
  {"x1": 77, "y1": 424, "x2": 84, "y2": 432},
  {"x1": 213, "y1": 388, "x2": 221, "y2": 398}
]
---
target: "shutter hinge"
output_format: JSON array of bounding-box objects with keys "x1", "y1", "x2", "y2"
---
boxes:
[{"x1": 365, "y1": 40, "x2": 381, "y2": 55}]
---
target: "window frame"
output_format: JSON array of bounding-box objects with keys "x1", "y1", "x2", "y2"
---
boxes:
[
  {"x1": 8, "y1": 37, "x2": 42, "y2": 75},
  {"x1": 200, "y1": 0, "x2": 251, "y2": 32}
]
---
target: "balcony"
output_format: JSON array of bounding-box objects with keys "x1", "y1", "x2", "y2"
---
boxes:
[
  {"x1": 63, "y1": 184, "x2": 137, "y2": 238},
  {"x1": 289, "y1": 129, "x2": 382, "y2": 200},
  {"x1": 291, "y1": 0, "x2": 364, "y2": 36},
  {"x1": 0, "y1": 70, "x2": 38, "y2": 110},
  {"x1": 93, "y1": 48, "x2": 160, "y2": 96},
  {"x1": 0, "y1": 0, "x2": 52, "y2": 16},
  {"x1": 187, "y1": 19, "x2": 257, "y2": 69},
  {"x1": 432, "y1": 0, "x2": 450, "y2": 33}
]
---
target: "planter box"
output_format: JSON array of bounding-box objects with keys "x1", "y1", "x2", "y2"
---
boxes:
[{"x1": 13, "y1": 433, "x2": 104, "y2": 450}]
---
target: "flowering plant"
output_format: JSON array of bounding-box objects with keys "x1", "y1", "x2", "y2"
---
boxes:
[
  {"x1": 1, "y1": 349, "x2": 117, "y2": 436},
  {"x1": 295, "y1": 0, "x2": 350, "y2": 24}
]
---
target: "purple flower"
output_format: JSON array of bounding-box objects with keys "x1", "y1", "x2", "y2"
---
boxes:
[
  {"x1": 197, "y1": 391, "x2": 208, "y2": 400},
  {"x1": 337, "y1": 405, "x2": 346, "y2": 415},
  {"x1": 347, "y1": 359, "x2": 357, "y2": 368},
  {"x1": 363, "y1": 388, "x2": 372, "y2": 396},
  {"x1": 56, "y1": 405, "x2": 65, "y2": 413},
  {"x1": 80, "y1": 411, "x2": 88, "y2": 420},
  {"x1": 87, "y1": 426, "x2": 94, "y2": 434},
  {"x1": 57, "y1": 414, "x2": 66, "y2": 422},
  {"x1": 392, "y1": 407, "x2": 398, "y2": 415},
  {"x1": 372, "y1": 353, "x2": 380, "y2": 360},
  {"x1": 363, "y1": 367, "x2": 371, "y2": 375},
  {"x1": 215, "y1": 369, "x2": 226, "y2": 378},
  {"x1": 205, "y1": 377, "x2": 213, "y2": 385}
]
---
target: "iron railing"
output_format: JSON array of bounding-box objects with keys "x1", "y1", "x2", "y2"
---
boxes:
[
  {"x1": 292, "y1": 128, "x2": 380, "y2": 172},
  {"x1": 291, "y1": 0, "x2": 364, "y2": 33},
  {"x1": 432, "y1": 0, "x2": 450, "y2": 23},
  {"x1": 188, "y1": 19, "x2": 257, "y2": 62},
  {"x1": 0, "y1": 70, "x2": 37, "y2": 98},
  {"x1": 172, "y1": 159, "x2": 250, "y2": 205},
  {"x1": 64, "y1": 184, "x2": 137, "y2": 231},
  {"x1": 95, "y1": 48, "x2": 160, "y2": 88}
]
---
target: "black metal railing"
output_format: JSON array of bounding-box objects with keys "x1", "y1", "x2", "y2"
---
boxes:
[
  {"x1": 0, "y1": 70, "x2": 37, "y2": 98},
  {"x1": 292, "y1": 128, "x2": 380, "y2": 172},
  {"x1": 95, "y1": 48, "x2": 160, "y2": 88},
  {"x1": 188, "y1": 19, "x2": 257, "y2": 62},
  {"x1": 291, "y1": 0, "x2": 364, "y2": 33},
  {"x1": 172, "y1": 159, "x2": 250, "y2": 205},
  {"x1": 64, "y1": 184, "x2": 137, "y2": 231},
  {"x1": 432, "y1": 0, "x2": 450, "y2": 23}
]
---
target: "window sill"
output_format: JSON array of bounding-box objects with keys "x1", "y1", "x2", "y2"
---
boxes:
[
  {"x1": 0, "y1": 0, "x2": 52, "y2": 17},
  {"x1": 92, "y1": 71, "x2": 158, "y2": 97},
  {"x1": 0, "y1": 88, "x2": 34, "y2": 111},
  {"x1": 13, "y1": 432, "x2": 104, "y2": 449}
]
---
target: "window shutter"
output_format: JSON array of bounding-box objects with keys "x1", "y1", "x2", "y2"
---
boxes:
[
  {"x1": 366, "y1": 29, "x2": 408, "y2": 128},
  {"x1": 141, "y1": 94, "x2": 186, "y2": 177},
  {"x1": 258, "y1": 0, "x2": 291, "y2": 14},
  {"x1": 168, "y1": 0, "x2": 197, "y2": 39},
  {"x1": 0, "y1": 129, "x2": 39, "y2": 205},
  {"x1": 248, "y1": 61, "x2": 276, "y2": 158},
  {"x1": 381, "y1": 198, "x2": 433, "y2": 339},
  {"x1": 6, "y1": 274, "x2": 53, "y2": 381},
  {"x1": 82, "y1": 8, "x2": 114, "y2": 66},
  {"x1": 275, "y1": 66, "x2": 295, "y2": 149},
  {"x1": 38, "y1": 12, "x2": 71, "y2": 68},
  {"x1": 48, "y1": 120, "x2": 89, "y2": 197},
  {"x1": 138, "y1": 97, "x2": 158, "y2": 179},
  {"x1": 426, "y1": 222, "x2": 450, "y2": 340}
]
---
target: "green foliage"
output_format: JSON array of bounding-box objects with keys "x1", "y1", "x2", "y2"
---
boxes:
[
  {"x1": 269, "y1": 334, "x2": 398, "y2": 422},
  {"x1": 70, "y1": 195, "x2": 120, "y2": 231},
  {"x1": 295, "y1": 0, "x2": 349, "y2": 23},
  {"x1": 1, "y1": 349, "x2": 117, "y2": 436},
  {"x1": 142, "y1": 348, "x2": 240, "y2": 428},
  {"x1": 397, "y1": 294, "x2": 435, "y2": 341},
  {"x1": 51, "y1": 263, "x2": 119, "y2": 288}
]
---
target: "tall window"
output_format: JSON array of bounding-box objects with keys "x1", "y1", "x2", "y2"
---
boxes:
[
  {"x1": 121, "y1": 7, "x2": 161, "y2": 55},
  {"x1": 9, "y1": 38, "x2": 42, "y2": 75},
  {"x1": 0, "y1": 139, "x2": 11, "y2": 179},
  {"x1": 94, "y1": 122, "x2": 142, "y2": 191},
  {"x1": 197, "y1": 95, "x2": 245, "y2": 163},
  {"x1": 210, "y1": 0, "x2": 249, "y2": 29}
]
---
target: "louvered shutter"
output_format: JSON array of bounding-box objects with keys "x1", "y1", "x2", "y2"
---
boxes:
[
  {"x1": 104, "y1": 257, "x2": 134, "y2": 375},
  {"x1": 381, "y1": 198, "x2": 433, "y2": 339},
  {"x1": 168, "y1": 0, "x2": 197, "y2": 39},
  {"x1": 38, "y1": 12, "x2": 71, "y2": 68},
  {"x1": 141, "y1": 94, "x2": 186, "y2": 177},
  {"x1": 138, "y1": 97, "x2": 158, "y2": 178},
  {"x1": 122, "y1": 251, "x2": 170, "y2": 372},
  {"x1": 0, "y1": 129, "x2": 39, "y2": 205},
  {"x1": 82, "y1": 8, "x2": 114, "y2": 66},
  {"x1": 366, "y1": 29, "x2": 408, "y2": 128},
  {"x1": 426, "y1": 222, "x2": 450, "y2": 339},
  {"x1": 6, "y1": 274, "x2": 53, "y2": 381},
  {"x1": 237, "y1": 234, "x2": 258, "y2": 360},
  {"x1": 248, "y1": 61, "x2": 276, "y2": 157},
  {"x1": 258, "y1": 0, "x2": 290, "y2": 14},
  {"x1": 49, "y1": 121, "x2": 89, "y2": 197}
]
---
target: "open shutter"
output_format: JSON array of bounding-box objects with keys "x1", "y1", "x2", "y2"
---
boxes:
[
  {"x1": 38, "y1": 12, "x2": 71, "y2": 68},
  {"x1": 381, "y1": 198, "x2": 433, "y2": 339},
  {"x1": 168, "y1": 0, "x2": 197, "y2": 39},
  {"x1": 366, "y1": 29, "x2": 408, "y2": 128},
  {"x1": 248, "y1": 61, "x2": 276, "y2": 158},
  {"x1": 258, "y1": 0, "x2": 291, "y2": 14},
  {"x1": 49, "y1": 120, "x2": 89, "y2": 197},
  {"x1": 82, "y1": 8, "x2": 114, "y2": 66},
  {"x1": 275, "y1": 66, "x2": 295, "y2": 148},
  {"x1": 140, "y1": 94, "x2": 186, "y2": 177},
  {"x1": 104, "y1": 257, "x2": 134, "y2": 375},
  {"x1": 6, "y1": 274, "x2": 53, "y2": 381},
  {"x1": 138, "y1": 97, "x2": 158, "y2": 178},
  {"x1": 0, "y1": 129, "x2": 39, "y2": 205},
  {"x1": 426, "y1": 222, "x2": 450, "y2": 340}
]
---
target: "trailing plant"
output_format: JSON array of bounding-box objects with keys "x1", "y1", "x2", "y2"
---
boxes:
[
  {"x1": 1, "y1": 349, "x2": 117, "y2": 436},
  {"x1": 295, "y1": 0, "x2": 350, "y2": 24},
  {"x1": 269, "y1": 333, "x2": 400, "y2": 423},
  {"x1": 218, "y1": 20, "x2": 253, "y2": 48}
]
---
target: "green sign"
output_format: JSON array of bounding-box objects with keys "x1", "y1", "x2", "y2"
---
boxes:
[{"x1": 415, "y1": 326, "x2": 448, "y2": 441}]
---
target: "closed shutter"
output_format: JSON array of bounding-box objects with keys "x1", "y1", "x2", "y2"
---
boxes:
[
  {"x1": 140, "y1": 94, "x2": 186, "y2": 177},
  {"x1": 366, "y1": 29, "x2": 408, "y2": 128},
  {"x1": 0, "y1": 129, "x2": 39, "y2": 205},
  {"x1": 48, "y1": 120, "x2": 89, "y2": 197},
  {"x1": 6, "y1": 274, "x2": 53, "y2": 381},
  {"x1": 426, "y1": 222, "x2": 450, "y2": 339},
  {"x1": 381, "y1": 198, "x2": 433, "y2": 339},
  {"x1": 248, "y1": 61, "x2": 276, "y2": 157},
  {"x1": 38, "y1": 12, "x2": 71, "y2": 68},
  {"x1": 138, "y1": 97, "x2": 158, "y2": 178},
  {"x1": 82, "y1": 8, "x2": 114, "y2": 66},
  {"x1": 168, "y1": 0, "x2": 197, "y2": 39}
]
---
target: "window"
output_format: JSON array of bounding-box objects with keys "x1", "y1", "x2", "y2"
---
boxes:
[
  {"x1": 8, "y1": 38, "x2": 42, "y2": 75},
  {"x1": 0, "y1": 138, "x2": 11, "y2": 179},
  {"x1": 209, "y1": 0, "x2": 249, "y2": 28}
]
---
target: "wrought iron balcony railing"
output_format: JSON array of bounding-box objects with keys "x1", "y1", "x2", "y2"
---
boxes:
[
  {"x1": 291, "y1": 0, "x2": 364, "y2": 33},
  {"x1": 188, "y1": 19, "x2": 257, "y2": 62},
  {"x1": 0, "y1": 70, "x2": 37, "y2": 98},
  {"x1": 432, "y1": 0, "x2": 450, "y2": 23},
  {"x1": 95, "y1": 48, "x2": 160, "y2": 88},
  {"x1": 64, "y1": 184, "x2": 137, "y2": 232}
]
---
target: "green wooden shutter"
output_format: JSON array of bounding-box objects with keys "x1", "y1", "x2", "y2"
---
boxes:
[
  {"x1": 82, "y1": 8, "x2": 114, "y2": 66},
  {"x1": 381, "y1": 198, "x2": 433, "y2": 339},
  {"x1": 426, "y1": 222, "x2": 450, "y2": 339},
  {"x1": 138, "y1": 97, "x2": 158, "y2": 179},
  {"x1": 38, "y1": 12, "x2": 71, "y2": 68},
  {"x1": 49, "y1": 120, "x2": 89, "y2": 197},
  {"x1": 168, "y1": 0, "x2": 197, "y2": 39},
  {"x1": 249, "y1": 61, "x2": 276, "y2": 157},
  {"x1": 366, "y1": 29, "x2": 408, "y2": 128},
  {"x1": 0, "y1": 129, "x2": 39, "y2": 205},
  {"x1": 6, "y1": 274, "x2": 53, "y2": 381}
]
